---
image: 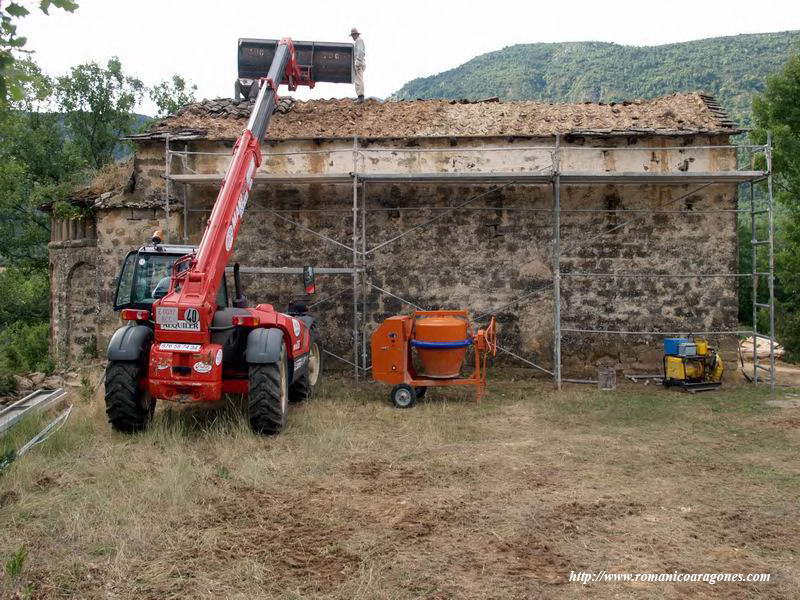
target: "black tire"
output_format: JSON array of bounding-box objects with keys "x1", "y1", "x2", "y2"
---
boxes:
[
  {"x1": 248, "y1": 340, "x2": 289, "y2": 434},
  {"x1": 414, "y1": 386, "x2": 427, "y2": 399},
  {"x1": 391, "y1": 384, "x2": 416, "y2": 409},
  {"x1": 290, "y1": 325, "x2": 323, "y2": 403},
  {"x1": 105, "y1": 361, "x2": 155, "y2": 433}
]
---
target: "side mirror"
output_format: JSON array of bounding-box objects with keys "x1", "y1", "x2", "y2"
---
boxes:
[
  {"x1": 303, "y1": 266, "x2": 316, "y2": 295},
  {"x1": 233, "y1": 263, "x2": 249, "y2": 308}
]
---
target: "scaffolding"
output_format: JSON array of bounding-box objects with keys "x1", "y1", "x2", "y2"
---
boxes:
[{"x1": 162, "y1": 135, "x2": 776, "y2": 392}]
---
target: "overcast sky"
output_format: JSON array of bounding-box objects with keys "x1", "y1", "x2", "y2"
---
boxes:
[{"x1": 19, "y1": 0, "x2": 800, "y2": 115}]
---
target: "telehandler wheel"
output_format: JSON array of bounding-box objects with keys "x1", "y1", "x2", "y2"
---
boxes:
[
  {"x1": 391, "y1": 384, "x2": 417, "y2": 409},
  {"x1": 248, "y1": 340, "x2": 289, "y2": 434},
  {"x1": 289, "y1": 325, "x2": 323, "y2": 403},
  {"x1": 104, "y1": 361, "x2": 155, "y2": 433}
]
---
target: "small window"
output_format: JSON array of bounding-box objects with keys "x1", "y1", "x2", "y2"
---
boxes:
[{"x1": 114, "y1": 252, "x2": 136, "y2": 309}]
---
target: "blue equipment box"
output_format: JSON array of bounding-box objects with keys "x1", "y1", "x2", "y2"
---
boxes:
[{"x1": 663, "y1": 337, "x2": 690, "y2": 356}]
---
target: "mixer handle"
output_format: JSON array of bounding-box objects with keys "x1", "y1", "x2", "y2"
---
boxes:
[{"x1": 480, "y1": 316, "x2": 498, "y2": 357}]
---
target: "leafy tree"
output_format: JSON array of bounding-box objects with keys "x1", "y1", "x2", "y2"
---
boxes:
[
  {"x1": 0, "y1": 0, "x2": 78, "y2": 104},
  {"x1": 0, "y1": 60, "x2": 84, "y2": 268},
  {"x1": 0, "y1": 267, "x2": 49, "y2": 328},
  {"x1": 150, "y1": 74, "x2": 197, "y2": 117},
  {"x1": 752, "y1": 51, "x2": 800, "y2": 360},
  {"x1": 56, "y1": 57, "x2": 144, "y2": 168}
]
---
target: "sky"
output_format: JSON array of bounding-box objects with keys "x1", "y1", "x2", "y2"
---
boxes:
[{"x1": 19, "y1": 0, "x2": 800, "y2": 115}]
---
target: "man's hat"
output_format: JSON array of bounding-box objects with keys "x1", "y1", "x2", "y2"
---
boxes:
[{"x1": 350, "y1": 27, "x2": 360, "y2": 35}]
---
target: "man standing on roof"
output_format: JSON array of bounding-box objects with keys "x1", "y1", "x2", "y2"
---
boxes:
[{"x1": 351, "y1": 27, "x2": 365, "y2": 103}]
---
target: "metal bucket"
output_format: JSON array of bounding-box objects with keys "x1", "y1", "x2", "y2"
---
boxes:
[{"x1": 238, "y1": 38, "x2": 354, "y2": 84}]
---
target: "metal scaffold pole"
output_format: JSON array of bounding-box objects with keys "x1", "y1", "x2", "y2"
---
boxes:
[
  {"x1": 352, "y1": 137, "x2": 360, "y2": 380},
  {"x1": 361, "y1": 181, "x2": 368, "y2": 374},
  {"x1": 767, "y1": 132, "x2": 776, "y2": 395},
  {"x1": 183, "y1": 143, "x2": 189, "y2": 243},
  {"x1": 164, "y1": 134, "x2": 171, "y2": 242},
  {"x1": 750, "y1": 181, "x2": 758, "y2": 382},
  {"x1": 553, "y1": 135, "x2": 562, "y2": 390}
]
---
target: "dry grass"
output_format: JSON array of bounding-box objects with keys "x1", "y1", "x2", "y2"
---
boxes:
[
  {"x1": 1, "y1": 371, "x2": 799, "y2": 599},
  {"x1": 84, "y1": 160, "x2": 133, "y2": 196}
]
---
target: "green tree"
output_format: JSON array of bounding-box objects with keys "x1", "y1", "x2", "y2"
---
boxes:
[
  {"x1": 0, "y1": 60, "x2": 84, "y2": 268},
  {"x1": 752, "y1": 51, "x2": 800, "y2": 360},
  {"x1": 150, "y1": 74, "x2": 197, "y2": 118},
  {"x1": 0, "y1": 267, "x2": 49, "y2": 328},
  {"x1": 0, "y1": 0, "x2": 78, "y2": 104},
  {"x1": 56, "y1": 57, "x2": 144, "y2": 168}
]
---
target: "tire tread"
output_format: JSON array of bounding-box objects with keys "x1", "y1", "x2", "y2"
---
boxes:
[
  {"x1": 105, "y1": 361, "x2": 152, "y2": 433},
  {"x1": 248, "y1": 358, "x2": 286, "y2": 434}
]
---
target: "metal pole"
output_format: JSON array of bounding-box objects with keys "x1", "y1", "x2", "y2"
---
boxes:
[
  {"x1": 352, "y1": 137, "x2": 360, "y2": 380},
  {"x1": 183, "y1": 143, "x2": 189, "y2": 243},
  {"x1": 553, "y1": 135, "x2": 562, "y2": 390},
  {"x1": 750, "y1": 181, "x2": 758, "y2": 383},
  {"x1": 767, "y1": 132, "x2": 776, "y2": 395},
  {"x1": 361, "y1": 181, "x2": 368, "y2": 373},
  {"x1": 164, "y1": 134, "x2": 171, "y2": 242}
]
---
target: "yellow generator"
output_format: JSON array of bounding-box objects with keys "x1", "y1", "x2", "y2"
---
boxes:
[{"x1": 663, "y1": 337, "x2": 724, "y2": 392}]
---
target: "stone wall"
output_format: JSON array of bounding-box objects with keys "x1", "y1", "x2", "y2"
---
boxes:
[
  {"x1": 49, "y1": 215, "x2": 98, "y2": 362},
  {"x1": 50, "y1": 134, "x2": 741, "y2": 375}
]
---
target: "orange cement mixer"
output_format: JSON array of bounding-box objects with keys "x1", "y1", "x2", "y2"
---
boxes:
[{"x1": 371, "y1": 310, "x2": 497, "y2": 408}]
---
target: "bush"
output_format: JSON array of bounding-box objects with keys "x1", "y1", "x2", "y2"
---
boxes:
[
  {"x1": 0, "y1": 267, "x2": 49, "y2": 329},
  {"x1": 0, "y1": 321, "x2": 53, "y2": 375},
  {"x1": 777, "y1": 303, "x2": 800, "y2": 363},
  {"x1": 0, "y1": 373, "x2": 15, "y2": 396}
]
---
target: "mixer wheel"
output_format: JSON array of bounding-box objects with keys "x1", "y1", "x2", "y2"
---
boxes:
[{"x1": 390, "y1": 384, "x2": 417, "y2": 409}]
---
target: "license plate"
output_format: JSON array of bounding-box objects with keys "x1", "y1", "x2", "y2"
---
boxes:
[
  {"x1": 159, "y1": 343, "x2": 201, "y2": 352},
  {"x1": 156, "y1": 307, "x2": 178, "y2": 325}
]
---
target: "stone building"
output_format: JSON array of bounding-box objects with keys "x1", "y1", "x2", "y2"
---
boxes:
[{"x1": 47, "y1": 93, "x2": 759, "y2": 379}]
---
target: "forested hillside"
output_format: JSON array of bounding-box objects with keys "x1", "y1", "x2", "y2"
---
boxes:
[{"x1": 392, "y1": 31, "x2": 800, "y2": 124}]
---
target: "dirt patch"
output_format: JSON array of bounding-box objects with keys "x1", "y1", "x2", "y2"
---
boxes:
[
  {"x1": 497, "y1": 536, "x2": 572, "y2": 585},
  {"x1": 687, "y1": 508, "x2": 800, "y2": 551},
  {"x1": 558, "y1": 499, "x2": 645, "y2": 519},
  {"x1": 127, "y1": 482, "x2": 362, "y2": 596},
  {"x1": 0, "y1": 490, "x2": 18, "y2": 507},
  {"x1": 346, "y1": 457, "x2": 431, "y2": 493},
  {"x1": 34, "y1": 475, "x2": 58, "y2": 490}
]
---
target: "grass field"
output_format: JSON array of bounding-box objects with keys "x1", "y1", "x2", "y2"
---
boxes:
[{"x1": 1, "y1": 372, "x2": 799, "y2": 599}]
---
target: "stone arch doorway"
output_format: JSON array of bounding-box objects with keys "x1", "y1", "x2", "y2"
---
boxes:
[{"x1": 65, "y1": 261, "x2": 98, "y2": 362}]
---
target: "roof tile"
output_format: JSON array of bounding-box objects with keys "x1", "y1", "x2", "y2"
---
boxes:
[{"x1": 134, "y1": 93, "x2": 740, "y2": 141}]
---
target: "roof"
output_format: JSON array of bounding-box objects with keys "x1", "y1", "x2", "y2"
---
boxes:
[{"x1": 130, "y1": 92, "x2": 741, "y2": 142}]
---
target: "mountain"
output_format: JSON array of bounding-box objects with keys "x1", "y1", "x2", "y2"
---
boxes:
[{"x1": 392, "y1": 31, "x2": 800, "y2": 125}]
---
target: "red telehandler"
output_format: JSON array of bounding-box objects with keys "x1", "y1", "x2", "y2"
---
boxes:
[{"x1": 105, "y1": 38, "x2": 354, "y2": 434}]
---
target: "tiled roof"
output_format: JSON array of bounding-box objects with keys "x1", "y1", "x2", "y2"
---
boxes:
[{"x1": 131, "y1": 92, "x2": 741, "y2": 141}]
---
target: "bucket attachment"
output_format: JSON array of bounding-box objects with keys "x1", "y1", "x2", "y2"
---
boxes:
[{"x1": 238, "y1": 38, "x2": 354, "y2": 87}]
